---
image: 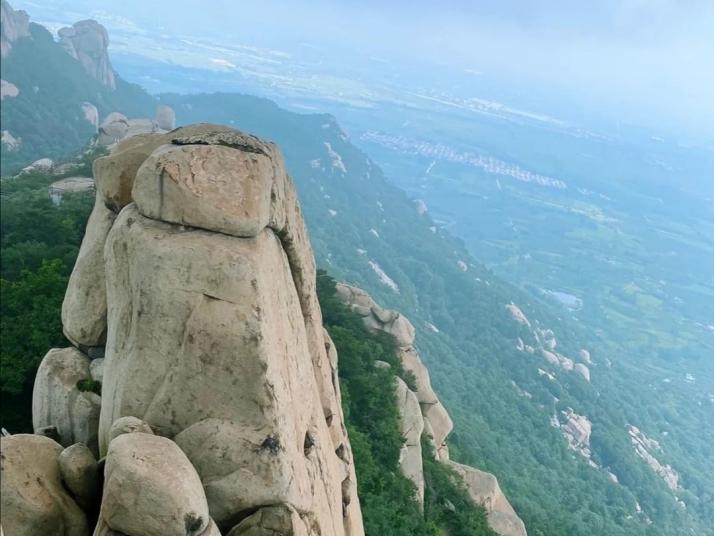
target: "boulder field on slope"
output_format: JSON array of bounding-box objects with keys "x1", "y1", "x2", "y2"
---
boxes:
[
  {"x1": 335, "y1": 283, "x2": 527, "y2": 536},
  {"x1": 2, "y1": 124, "x2": 364, "y2": 536}
]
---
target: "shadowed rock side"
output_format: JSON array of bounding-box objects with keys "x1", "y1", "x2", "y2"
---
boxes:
[
  {"x1": 1, "y1": 124, "x2": 364, "y2": 536},
  {"x1": 336, "y1": 283, "x2": 527, "y2": 536}
]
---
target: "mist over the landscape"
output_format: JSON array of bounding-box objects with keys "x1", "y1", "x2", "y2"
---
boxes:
[
  {"x1": 1, "y1": 1, "x2": 713, "y2": 535},
  {"x1": 15, "y1": 0, "x2": 714, "y2": 139}
]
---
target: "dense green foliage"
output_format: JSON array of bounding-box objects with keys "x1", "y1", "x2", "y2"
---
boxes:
[
  {"x1": 0, "y1": 156, "x2": 95, "y2": 430},
  {"x1": 317, "y1": 270, "x2": 495, "y2": 536},
  {"x1": 0, "y1": 22, "x2": 155, "y2": 174}
]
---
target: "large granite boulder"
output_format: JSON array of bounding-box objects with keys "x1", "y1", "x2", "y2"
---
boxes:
[
  {"x1": 0, "y1": 434, "x2": 88, "y2": 536},
  {"x1": 62, "y1": 199, "x2": 116, "y2": 347},
  {"x1": 132, "y1": 140, "x2": 276, "y2": 237},
  {"x1": 32, "y1": 347, "x2": 101, "y2": 454},
  {"x1": 97, "y1": 432, "x2": 211, "y2": 536},
  {"x1": 88, "y1": 126, "x2": 362, "y2": 535},
  {"x1": 58, "y1": 19, "x2": 115, "y2": 89}
]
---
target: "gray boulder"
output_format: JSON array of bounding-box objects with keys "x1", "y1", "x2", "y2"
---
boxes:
[{"x1": 58, "y1": 443, "x2": 99, "y2": 511}]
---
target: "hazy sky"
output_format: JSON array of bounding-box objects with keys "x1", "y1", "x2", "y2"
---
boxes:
[{"x1": 15, "y1": 0, "x2": 714, "y2": 138}]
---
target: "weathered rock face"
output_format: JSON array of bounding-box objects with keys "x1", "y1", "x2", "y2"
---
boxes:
[
  {"x1": 62, "y1": 199, "x2": 115, "y2": 347},
  {"x1": 58, "y1": 20, "x2": 115, "y2": 89},
  {"x1": 336, "y1": 283, "x2": 526, "y2": 536},
  {"x1": 32, "y1": 347, "x2": 101, "y2": 455},
  {"x1": 33, "y1": 124, "x2": 363, "y2": 536},
  {"x1": 0, "y1": 434, "x2": 88, "y2": 536},
  {"x1": 1, "y1": 1, "x2": 30, "y2": 59}
]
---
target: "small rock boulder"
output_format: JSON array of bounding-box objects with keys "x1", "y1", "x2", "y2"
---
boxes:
[
  {"x1": 98, "y1": 112, "x2": 129, "y2": 146},
  {"x1": 0, "y1": 434, "x2": 88, "y2": 536},
  {"x1": 132, "y1": 139, "x2": 275, "y2": 238},
  {"x1": 98, "y1": 432, "x2": 210, "y2": 536},
  {"x1": 58, "y1": 443, "x2": 99, "y2": 511},
  {"x1": 107, "y1": 415, "x2": 153, "y2": 444}
]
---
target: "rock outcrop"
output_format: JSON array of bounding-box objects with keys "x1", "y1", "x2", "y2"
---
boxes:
[
  {"x1": 97, "y1": 110, "x2": 176, "y2": 147},
  {"x1": 1, "y1": 1, "x2": 30, "y2": 59},
  {"x1": 58, "y1": 20, "x2": 116, "y2": 89},
  {"x1": 628, "y1": 425, "x2": 680, "y2": 491},
  {"x1": 336, "y1": 283, "x2": 526, "y2": 536},
  {"x1": 7, "y1": 124, "x2": 364, "y2": 536},
  {"x1": 1, "y1": 79, "x2": 19, "y2": 99}
]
